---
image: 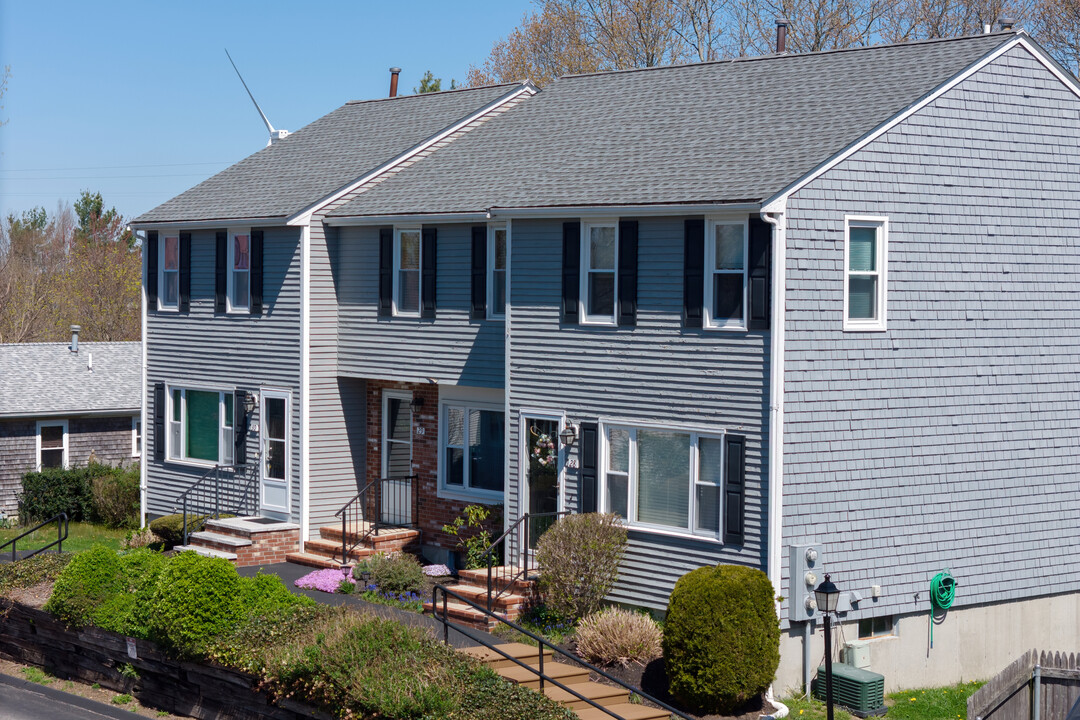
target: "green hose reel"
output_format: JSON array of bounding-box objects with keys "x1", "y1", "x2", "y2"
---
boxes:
[{"x1": 929, "y1": 570, "x2": 956, "y2": 648}]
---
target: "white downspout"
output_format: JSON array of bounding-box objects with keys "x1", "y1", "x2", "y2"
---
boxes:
[
  {"x1": 300, "y1": 223, "x2": 311, "y2": 550},
  {"x1": 761, "y1": 206, "x2": 787, "y2": 602},
  {"x1": 139, "y1": 229, "x2": 148, "y2": 529}
]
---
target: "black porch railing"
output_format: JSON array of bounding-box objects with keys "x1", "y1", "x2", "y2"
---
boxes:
[
  {"x1": 334, "y1": 474, "x2": 418, "y2": 565},
  {"x1": 431, "y1": 582, "x2": 693, "y2": 720},
  {"x1": 179, "y1": 462, "x2": 260, "y2": 546},
  {"x1": 482, "y1": 511, "x2": 568, "y2": 612},
  {"x1": 0, "y1": 513, "x2": 68, "y2": 562}
]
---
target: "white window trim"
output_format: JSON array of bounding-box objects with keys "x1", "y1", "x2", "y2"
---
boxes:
[
  {"x1": 487, "y1": 223, "x2": 507, "y2": 320},
  {"x1": 843, "y1": 215, "x2": 888, "y2": 332},
  {"x1": 393, "y1": 226, "x2": 422, "y2": 317},
  {"x1": 164, "y1": 385, "x2": 234, "y2": 469},
  {"x1": 704, "y1": 218, "x2": 749, "y2": 331},
  {"x1": 518, "y1": 410, "x2": 567, "y2": 515},
  {"x1": 260, "y1": 387, "x2": 291, "y2": 513},
  {"x1": 158, "y1": 232, "x2": 180, "y2": 312},
  {"x1": 381, "y1": 389, "x2": 413, "y2": 478},
  {"x1": 598, "y1": 420, "x2": 727, "y2": 543},
  {"x1": 36, "y1": 419, "x2": 68, "y2": 471},
  {"x1": 579, "y1": 220, "x2": 618, "y2": 326},
  {"x1": 437, "y1": 398, "x2": 505, "y2": 503},
  {"x1": 226, "y1": 227, "x2": 251, "y2": 314},
  {"x1": 131, "y1": 416, "x2": 142, "y2": 458}
]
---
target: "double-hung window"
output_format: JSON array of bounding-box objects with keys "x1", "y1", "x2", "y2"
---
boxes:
[
  {"x1": 844, "y1": 216, "x2": 887, "y2": 331},
  {"x1": 441, "y1": 402, "x2": 505, "y2": 499},
  {"x1": 160, "y1": 234, "x2": 180, "y2": 310},
  {"x1": 603, "y1": 424, "x2": 726, "y2": 539},
  {"x1": 581, "y1": 222, "x2": 617, "y2": 324},
  {"x1": 394, "y1": 228, "x2": 421, "y2": 316},
  {"x1": 132, "y1": 416, "x2": 142, "y2": 458},
  {"x1": 37, "y1": 420, "x2": 68, "y2": 470},
  {"x1": 488, "y1": 224, "x2": 507, "y2": 318},
  {"x1": 705, "y1": 219, "x2": 747, "y2": 329},
  {"x1": 167, "y1": 387, "x2": 234, "y2": 465},
  {"x1": 228, "y1": 231, "x2": 250, "y2": 311}
]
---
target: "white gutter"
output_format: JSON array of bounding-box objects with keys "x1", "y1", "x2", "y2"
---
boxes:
[
  {"x1": 761, "y1": 205, "x2": 786, "y2": 602},
  {"x1": 0, "y1": 408, "x2": 142, "y2": 421},
  {"x1": 325, "y1": 212, "x2": 490, "y2": 227},
  {"x1": 326, "y1": 202, "x2": 762, "y2": 226},
  {"x1": 299, "y1": 223, "x2": 311, "y2": 547},
  {"x1": 139, "y1": 230, "x2": 149, "y2": 529},
  {"x1": 129, "y1": 217, "x2": 284, "y2": 231}
]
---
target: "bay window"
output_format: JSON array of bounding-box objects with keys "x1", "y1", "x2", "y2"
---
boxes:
[{"x1": 167, "y1": 386, "x2": 235, "y2": 465}]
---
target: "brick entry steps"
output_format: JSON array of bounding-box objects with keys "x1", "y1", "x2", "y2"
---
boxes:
[
  {"x1": 422, "y1": 566, "x2": 539, "y2": 631},
  {"x1": 284, "y1": 522, "x2": 421, "y2": 569},
  {"x1": 174, "y1": 517, "x2": 300, "y2": 567},
  {"x1": 462, "y1": 643, "x2": 669, "y2": 720}
]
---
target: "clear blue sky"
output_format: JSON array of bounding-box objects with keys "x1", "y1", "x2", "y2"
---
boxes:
[{"x1": 0, "y1": 0, "x2": 531, "y2": 222}]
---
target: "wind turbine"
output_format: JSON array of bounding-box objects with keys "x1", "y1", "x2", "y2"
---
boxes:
[{"x1": 225, "y1": 49, "x2": 289, "y2": 147}]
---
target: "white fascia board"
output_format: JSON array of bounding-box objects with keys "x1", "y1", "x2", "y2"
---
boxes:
[
  {"x1": 761, "y1": 35, "x2": 1027, "y2": 213},
  {"x1": 129, "y1": 217, "x2": 285, "y2": 231},
  {"x1": 489, "y1": 203, "x2": 761, "y2": 219},
  {"x1": 326, "y1": 212, "x2": 491, "y2": 226},
  {"x1": 287, "y1": 83, "x2": 538, "y2": 228},
  {"x1": 0, "y1": 408, "x2": 141, "y2": 421}
]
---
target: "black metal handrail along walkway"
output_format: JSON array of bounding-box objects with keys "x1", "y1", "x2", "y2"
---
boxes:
[
  {"x1": 482, "y1": 511, "x2": 568, "y2": 611},
  {"x1": 179, "y1": 462, "x2": 260, "y2": 546},
  {"x1": 334, "y1": 474, "x2": 418, "y2": 565},
  {"x1": 431, "y1": 582, "x2": 693, "y2": 720},
  {"x1": 0, "y1": 513, "x2": 68, "y2": 562}
]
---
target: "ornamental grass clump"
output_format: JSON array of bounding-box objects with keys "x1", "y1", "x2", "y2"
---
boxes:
[
  {"x1": 535, "y1": 512, "x2": 627, "y2": 620},
  {"x1": 575, "y1": 606, "x2": 662, "y2": 668}
]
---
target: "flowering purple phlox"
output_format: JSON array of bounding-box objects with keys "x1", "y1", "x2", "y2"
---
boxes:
[
  {"x1": 294, "y1": 567, "x2": 353, "y2": 593},
  {"x1": 422, "y1": 563, "x2": 452, "y2": 577}
]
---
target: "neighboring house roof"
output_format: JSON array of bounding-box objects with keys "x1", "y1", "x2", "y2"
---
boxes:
[
  {"x1": 133, "y1": 83, "x2": 525, "y2": 224},
  {"x1": 328, "y1": 31, "x2": 1018, "y2": 217},
  {"x1": 0, "y1": 342, "x2": 142, "y2": 419}
]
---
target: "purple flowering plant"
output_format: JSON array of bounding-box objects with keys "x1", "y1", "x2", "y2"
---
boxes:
[{"x1": 294, "y1": 567, "x2": 353, "y2": 594}]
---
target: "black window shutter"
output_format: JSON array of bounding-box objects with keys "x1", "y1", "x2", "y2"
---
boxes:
[
  {"x1": 471, "y1": 225, "x2": 487, "y2": 319},
  {"x1": 146, "y1": 231, "x2": 158, "y2": 308},
  {"x1": 748, "y1": 217, "x2": 772, "y2": 330},
  {"x1": 234, "y1": 390, "x2": 247, "y2": 466},
  {"x1": 422, "y1": 227, "x2": 437, "y2": 319},
  {"x1": 250, "y1": 230, "x2": 264, "y2": 316},
  {"x1": 178, "y1": 232, "x2": 192, "y2": 312},
  {"x1": 684, "y1": 219, "x2": 704, "y2": 328},
  {"x1": 378, "y1": 227, "x2": 393, "y2": 317},
  {"x1": 153, "y1": 382, "x2": 165, "y2": 463},
  {"x1": 579, "y1": 421, "x2": 599, "y2": 513},
  {"x1": 617, "y1": 219, "x2": 638, "y2": 327},
  {"x1": 723, "y1": 434, "x2": 746, "y2": 545},
  {"x1": 562, "y1": 221, "x2": 581, "y2": 324},
  {"x1": 215, "y1": 230, "x2": 227, "y2": 313}
]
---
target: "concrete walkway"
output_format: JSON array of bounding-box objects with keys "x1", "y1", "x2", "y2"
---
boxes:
[{"x1": 237, "y1": 561, "x2": 503, "y2": 649}]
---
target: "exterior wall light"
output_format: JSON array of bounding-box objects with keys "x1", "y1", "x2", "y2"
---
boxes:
[{"x1": 559, "y1": 424, "x2": 577, "y2": 448}]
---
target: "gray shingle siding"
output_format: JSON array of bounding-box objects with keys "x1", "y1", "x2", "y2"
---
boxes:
[
  {"x1": 507, "y1": 217, "x2": 769, "y2": 610},
  {"x1": 781, "y1": 45, "x2": 1080, "y2": 623},
  {"x1": 144, "y1": 227, "x2": 302, "y2": 521}
]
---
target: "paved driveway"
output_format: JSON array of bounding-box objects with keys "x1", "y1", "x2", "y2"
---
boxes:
[{"x1": 0, "y1": 674, "x2": 135, "y2": 720}]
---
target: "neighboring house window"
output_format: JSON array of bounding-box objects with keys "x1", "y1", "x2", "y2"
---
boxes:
[
  {"x1": 441, "y1": 402, "x2": 505, "y2": 498},
  {"x1": 844, "y1": 216, "x2": 888, "y2": 331},
  {"x1": 488, "y1": 224, "x2": 507, "y2": 318},
  {"x1": 160, "y1": 234, "x2": 180, "y2": 310},
  {"x1": 580, "y1": 222, "x2": 617, "y2": 324},
  {"x1": 705, "y1": 219, "x2": 748, "y2": 329},
  {"x1": 132, "y1": 416, "x2": 142, "y2": 458},
  {"x1": 37, "y1": 420, "x2": 68, "y2": 470},
  {"x1": 602, "y1": 424, "x2": 725, "y2": 538},
  {"x1": 858, "y1": 616, "x2": 894, "y2": 639},
  {"x1": 394, "y1": 228, "x2": 421, "y2": 316},
  {"x1": 167, "y1": 387, "x2": 234, "y2": 465},
  {"x1": 228, "y1": 230, "x2": 250, "y2": 311}
]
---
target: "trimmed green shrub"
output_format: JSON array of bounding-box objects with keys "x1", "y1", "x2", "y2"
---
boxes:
[
  {"x1": 366, "y1": 551, "x2": 424, "y2": 594},
  {"x1": 535, "y1": 512, "x2": 627, "y2": 620},
  {"x1": 147, "y1": 551, "x2": 242, "y2": 655},
  {"x1": 90, "y1": 465, "x2": 141, "y2": 528},
  {"x1": 44, "y1": 544, "x2": 124, "y2": 626},
  {"x1": 17, "y1": 465, "x2": 108, "y2": 523},
  {"x1": 663, "y1": 564, "x2": 780, "y2": 714},
  {"x1": 575, "y1": 606, "x2": 662, "y2": 668},
  {"x1": 237, "y1": 571, "x2": 315, "y2": 619}
]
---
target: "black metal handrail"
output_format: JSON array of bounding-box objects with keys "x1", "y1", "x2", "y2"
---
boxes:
[
  {"x1": 431, "y1": 582, "x2": 693, "y2": 720},
  {"x1": 483, "y1": 511, "x2": 568, "y2": 611},
  {"x1": 178, "y1": 461, "x2": 260, "y2": 546},
  {"x1": 334, "y1": 474, "x2": 418, "y2": 565},
  {"x1": 0, "y1": 513, "x2": 68, "y2": 562}
]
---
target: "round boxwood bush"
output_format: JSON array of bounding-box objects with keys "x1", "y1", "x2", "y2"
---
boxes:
[
  {"x1": 662, "y1": 564, "x2": 780, "y2": 714},
  {"x1": 148, "y1": 551, "x2": 242, "y2": 655}
]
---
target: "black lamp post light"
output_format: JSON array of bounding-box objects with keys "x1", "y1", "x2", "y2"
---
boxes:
[
  {"x1": 558, "y1": 424, "x2": 577, "y2": 448},
  {"x1": 815, "y1": 574, "x2": 841, "y2": 720}
]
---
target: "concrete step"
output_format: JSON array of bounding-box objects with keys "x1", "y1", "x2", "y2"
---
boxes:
[
  {"x1": 462, "y1": 642, "x2": 553, "y2": 670},
  {"x1": 285, "y1": 552, "x2": 344, "y2": 569},
  {"x1": 574, "y1": 701, "x2": 670, "y2": 720},
  {"x1": 544, "y1": 680, "x2": 628, "y2": 711},
  {"x1": 495, "y1": 660, "x2": 591, "y2": 690},
  {"x1": 189, "y1": 531, "x2": 252, "y2": 548},
  {"x1": 174, "y1": 545, "x2": 237, "y2": 561}
]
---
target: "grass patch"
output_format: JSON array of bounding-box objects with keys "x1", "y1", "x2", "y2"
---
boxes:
[
  {"x1": 0, "y1": 552, "x2": 72, "y2": 596},
  {"x1": 359, "y1": 586, "x2": 424, "y2": 613},
  {"x1": 112, "y1": 693, "x2": 134, "y2": 705},
  {"x1": 783, "y1": 694, "x2": 856, "y2": 720},
  {"x1": 0, "y1": 522, "x2": 127, "y2": 554},
  {"x1": 20, "y1": 667, "x2": 52, "y2": 685},
  {"x1": 887, "y1": 681, "x2": 984, "y2": 720}
]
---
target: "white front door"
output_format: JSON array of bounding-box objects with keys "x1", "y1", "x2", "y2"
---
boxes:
[
  {"x1": 381, "y1": 391, "x2": 413, "y2": 525},
  {"x1": 260, "y1": 389, "x2": 290, "y2": 516}
]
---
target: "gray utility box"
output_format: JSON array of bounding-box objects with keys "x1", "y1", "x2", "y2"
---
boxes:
[{"x1": 789, "y1": 544, "x2": 825, "y2": 622}]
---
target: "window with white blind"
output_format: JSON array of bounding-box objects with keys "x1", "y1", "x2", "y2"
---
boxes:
[{"x1": 844, "y1": 216, "x2": 888, "y2": 331}]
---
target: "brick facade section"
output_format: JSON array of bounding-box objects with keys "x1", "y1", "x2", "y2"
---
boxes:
[{"x1": 364, "y1": 379, "x2": 502, "y2": 555}]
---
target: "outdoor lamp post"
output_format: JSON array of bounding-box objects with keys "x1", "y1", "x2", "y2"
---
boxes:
[{"x1": 815, "y1": 574, "x2": 841, "y2": 720}]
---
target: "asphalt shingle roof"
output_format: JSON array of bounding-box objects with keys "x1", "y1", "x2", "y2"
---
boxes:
[
  {"x1": 329, "y1": 31, "x2": 1017, "y2": 217},
  {"x1": 0, "y1": 342, "x2": 142, "y2": 418},
  {"x1": 134, "y1": 84, "x2": 523, "y2": 224}
]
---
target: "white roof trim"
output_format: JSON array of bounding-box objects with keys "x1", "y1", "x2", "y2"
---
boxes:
[
  {"x1": 130, "y1": 217, "x2": 284, "y2": 231},
  {"x1": 287, "y1": 82, "x2": 538, "y2": 227},
  {"x1": 327, "y1": 202, "x2": 762, "y2": 225},
  {"x1": 761, "y1": 34, "x2": 1061, "y2": 213},
  {"x1": 0, "y1": 408, "x2": 140, "y2": 420},
  {"x1": 326, "y1": 212, "x2": 491, "y2": 226}
]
